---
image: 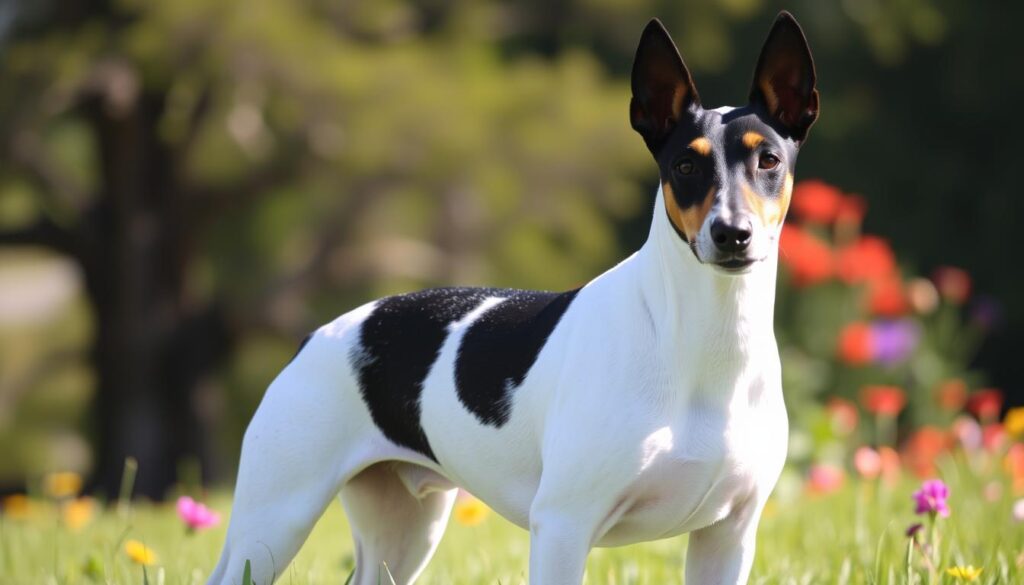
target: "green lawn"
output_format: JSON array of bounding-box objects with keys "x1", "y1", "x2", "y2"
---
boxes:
[{"x1": 1, "y1": 465, "x2": 1020, "y2": 584}]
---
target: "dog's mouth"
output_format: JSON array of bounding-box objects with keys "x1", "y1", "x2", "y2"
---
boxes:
[{"x1": 713, "y1": 256, "x2": 759, "y2": 274}]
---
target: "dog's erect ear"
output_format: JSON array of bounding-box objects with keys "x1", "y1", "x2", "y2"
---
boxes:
[
  {"x1": 749, "y1": 11, "x2": 819, "y2": 142},
  {"x1": 630, "y1": 19, "x2": 700, "y2": 152}
]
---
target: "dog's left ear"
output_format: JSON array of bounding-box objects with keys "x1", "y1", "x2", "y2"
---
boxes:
[{"x1": 749, "y1": 11, "x2": 819, "y2": 142}]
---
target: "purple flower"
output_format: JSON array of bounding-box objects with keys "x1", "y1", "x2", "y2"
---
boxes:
[
  {"x1": 912, "y1": 479, "x2": 950, "y2": 518},
  {"x1": 870, "y1": 320, "x2": 920, "y2": 365},
  {"x1": 970, "y1": 295, "x2": 1004, "y2": 332},
  {"x1": 905, "y1": 522, "x2": 923, "y2": 538},
  {"x1": 177, "y1": 496, "x2": 221, "y2": 531}
]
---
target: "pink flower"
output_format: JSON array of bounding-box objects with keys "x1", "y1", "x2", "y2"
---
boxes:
[
  {"x1": 912, "y1": 479, "x2": 950, "y2": 518},
  {"x1": 177, "y1": 496, "x2": 221, "y2": 531},
  {"x1": 853, "y1": 447, "x2": 882, "y2": 479},
  {"x1": 807, "y1": 463, "x2": 846, "y2": 495}
]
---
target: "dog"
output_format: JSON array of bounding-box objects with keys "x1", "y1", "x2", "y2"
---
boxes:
[{"x1": 208, "y1": 11, "x2": 818, "y2": 585}]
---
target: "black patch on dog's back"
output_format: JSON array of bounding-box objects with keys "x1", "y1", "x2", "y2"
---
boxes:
[
  {"x1": 350, "y1": 288, "x2": 494, "y2": 460},
  {"x1": 455, "y1": 289, "x2": 579, "y2": 427}
]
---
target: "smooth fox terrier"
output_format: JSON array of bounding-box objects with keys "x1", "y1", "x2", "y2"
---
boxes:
[{"x1": 210, "y1": 11, "x2": 819, "y2": 585}]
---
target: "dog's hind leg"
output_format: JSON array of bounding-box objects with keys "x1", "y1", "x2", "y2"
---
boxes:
[
  {"x1": 341, "y1": 462, "x2": 457, "y2": 585},
  {"x1": 207, "y1": 352, "x2": 368, "y2": 585}
]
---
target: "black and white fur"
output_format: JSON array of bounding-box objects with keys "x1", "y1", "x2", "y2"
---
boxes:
[{"x1": 209, "y1": 12, "x2": 819, "y2": 585}]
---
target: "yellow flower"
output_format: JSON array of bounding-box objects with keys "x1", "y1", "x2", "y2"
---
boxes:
[
  {"x1": 43, "y1": 472, "x2": 83, "y2": 499},
  {"x1": 124, "y1": 540, "x2": 158, "y2": 566},
  {"x1": 1005, "y1": 407, "x2": 1024, "y2": 437},
  {"x1": 453, "y1": 497, "x2": 490, "y2": 527},
  {"x1": 61, "y1": 497, "x2": 95, "y2": 531},
  {"x1": 2, "y1": 494, "x2": 35, "y2": 520},
  {"x1": 946, "y1": 565, "x2": 983, "y2": 581}
]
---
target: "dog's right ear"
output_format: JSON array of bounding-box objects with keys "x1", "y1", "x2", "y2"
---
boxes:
[{"x1": 630, "y1": 19, "x2": 700, "y2": 153}]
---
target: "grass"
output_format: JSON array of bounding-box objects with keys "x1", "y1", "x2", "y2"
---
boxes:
[{"x1": 1, "y1": 463, "x2": 1021, "y2": 584}]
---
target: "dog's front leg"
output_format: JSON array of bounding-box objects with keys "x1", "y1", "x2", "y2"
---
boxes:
[
  {"x1": 527, "y1": 507, "x2": 596, "y2": 585},
  {"x1": 684, "y1": 497, "x2": 764, "y2": 585}
]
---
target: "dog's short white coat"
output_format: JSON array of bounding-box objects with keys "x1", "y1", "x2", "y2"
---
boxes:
[{"x1": 208, "y1": 186, "x2": 788, "y2": 585}]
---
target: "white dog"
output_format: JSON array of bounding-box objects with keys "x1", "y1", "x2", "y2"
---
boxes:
[{"x1": 209, "y1": 11, "x2": 818, "y2": 585}]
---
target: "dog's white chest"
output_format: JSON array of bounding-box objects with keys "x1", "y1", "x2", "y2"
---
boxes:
[{"x1": 595, "y1": 397, "x2": 786, "y2": 546}]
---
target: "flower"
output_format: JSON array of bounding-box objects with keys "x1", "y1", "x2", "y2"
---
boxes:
[
  {"x1": 124, "y1": 540, "x2": 158, "y2": 566},
  {"x1": 2, "y1": 494, "x2": 35, "y2": 520},
  {"x1": 952, "y1": 416, "x2": 982, "y2": 451},
  {"x1": 1013, "y1": 499, "x2": 1024, "y2": 522},
  {"x1": 1004, "y1": 444, "x2": 1024, "y2": 493},
  {"x1": 860, "y1": 385, "x2": 906, "y2": 417},
  {"x1": 983, "y1": 423, "x2": 1006, "y2": 452},
  {"x1": 969, "y1": 295, "x2": 1004, "y2": 331},
  {"x1": 966, "y1": 388, "x2": 1003, "y2": 421},
  {"x1": 453, "y1": 494, "x2": 489, "y2": 526},
  {"x1": 790, "y1": 180, "x2": 843, "y2": 223},
  {"x1": 836, "y1": 236, "x2": 897, "y2": 284},
  {"x1": 905, "y1": 522, "x2": 923, "y2": 538},
  {"x1": 835, "y1": 194, "x2": 867, "y2": 227},
  {"x1": 869, "y1": 320, "x2": 919, "y2": 365},
  {"x1": 866, "y1": 277, "x2": 907, "y2": 317},
  {"x1": 936, "y1": 379, "x2": 968, "y2": 412},
  {"x1": 945, "y1": 565, "x2": 983, "y2": 581},
  {"x1": 826, "y1": 398, "x2": 858, "y2": 436},
  {"x1": 61, "y1": 497, "x2": 95, "y2": 531},
  {"x1": 853, "y1": 447, "x2": 882, "y2": 479},
  {"x1": 838, "y1": 322, "x2": 874, "y2": 365},
  {"x1": 904, "y1": 427, "x2": 949, "y2": 477},
  {"x1": 1007, "y1": 408, "x2": 1024, "y2": 437},
  {"x1": 807, "y1": 463, "x2": 845, "y2": 495},
  {"x1": 932, "y1": 266, "x2": 971, "y2": 304},
  {"x1": 878, "y1": 446, "x2": 902, "y2": 485},
  {"x1": 43, "y1": 472, "x2": 83, "y2": 499},
  {"x1": 912, "y1": 479, "x2": 950, "y2": 517},
  {"x1": 779, "y1": 225, "x2": 833, "y2": 286},
  {"x1": 906, "y1": 278, "x2": 939, "y2": 314},
  {"x1": 176, "y1": 496, "x2": 221, "y2": 531}
]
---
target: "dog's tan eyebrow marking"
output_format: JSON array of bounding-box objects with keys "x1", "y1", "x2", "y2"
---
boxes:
[
  {"x1": 742, "y1": 132, "x2": 765, "y2": 149},
  {"x1": 688, "y1": 137, "x2": 712, "y2": 156}
]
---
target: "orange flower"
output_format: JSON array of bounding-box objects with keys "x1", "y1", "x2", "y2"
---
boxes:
[
  {"x1": 779, "y1": 224, "x2": 833, "y2": 286},
  {"x1": 860, "y1": 385, "x2": 906, "y2": 416},
  {"x1": 966, "y1": 388, "x2": 1003, "y2": 421},
  {"x1": 867, "y1": 277, "x2": 908, "y2": 317},
  {"x1": 903, "y1": 426, "x2": 949, "y2": 477},
  {"x1": 2, "y1": 494, "x2": 35, "y2": 520},
  {"x1": 790, "y1": 180, "x2": 844, "y2": 223},
  {"x1": 838, "y1": 322, "x2": 874, "y2": 365},
  {"x1": 826, "y1": 397, "x2": 859, "y2": 436},
  {"x1": 878, "y1": 446, "x2": 902, "y2": 485},
  {"x1": 853, "y1": 447, "x2": 882, "y2": 479},
  {"x1": 836, "y1": 236, "x2": 897, "y2": 284},
  {"x1": 1004, "y1": 443, "x2": 1024, "y2": 479},
  {"x1": 61, "y1": 497, "x2": 95, "y2": 531},
  {"x1": 932, "y1": 266, "x2": 971, "y2": 304},
  {"x1": 935, "y1": 379, "x2": 968, "y2": 412}
]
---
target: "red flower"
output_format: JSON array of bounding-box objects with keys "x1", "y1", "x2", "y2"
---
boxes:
[
  {"x1": 790, "y1": 180, "x2": 843, "y2": 224},
  {"x1": 836, "y1": 236, "x2": 897, "y2": 284},
  {"x1": 779, "y1": 225, "x2": 833, "y2": 286},
  {"x1": 935, "y1": 378, "x2": 968, "y2": 412},
  {"x1": 826, "y1": 397, "x2": 859, "y2": 436},
  {"x1": 867, "y1": 277, "x2": 908, "y2": 317},
  {"x1": 967, "y1": 388, "x2": 1004, "y2": 421},
  {"x1": 902, "y1": 426, "x2": 949, "y2": 478},
  {"x1": 860, "y1": 385, "x2": 906, "y2": 416},
  {"x1": 835, "y1": 194, "x2": 867, "y2": 226},
  {"x1": 932, "y1": 266, "x2": 971, "y2": 304},
  {"x1": 838, "y1": 322, "x2": 874, "y2": 365},
  {"x1": 983, "y1": 423, "x2": 1006, "y2": 452}
]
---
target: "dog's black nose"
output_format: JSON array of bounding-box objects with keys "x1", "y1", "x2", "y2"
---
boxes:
[{"x1": 710, "y1": 218, "x2": 752, "y2": 253}]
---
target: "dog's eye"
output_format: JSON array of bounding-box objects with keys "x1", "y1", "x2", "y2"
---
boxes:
[
  {"x1": 758, "y1": 153, "x2": 781, "y2": 170},
  {"x1": 676, "y1": 158, "x2": 698, "y2": 176}
]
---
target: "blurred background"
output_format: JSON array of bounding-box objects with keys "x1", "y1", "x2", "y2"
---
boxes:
[{"x1": 0, "y1": 0, "x2": 1020, "y2": 500}]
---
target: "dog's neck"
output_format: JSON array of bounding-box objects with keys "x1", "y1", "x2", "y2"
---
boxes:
[{"x1": 634, "y1": 188, "x2": 778, "y2": 364}]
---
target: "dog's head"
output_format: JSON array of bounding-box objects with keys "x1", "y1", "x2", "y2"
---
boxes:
[{"x1": 630, "y1": 12, "x2": 818, "y2": 274}]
